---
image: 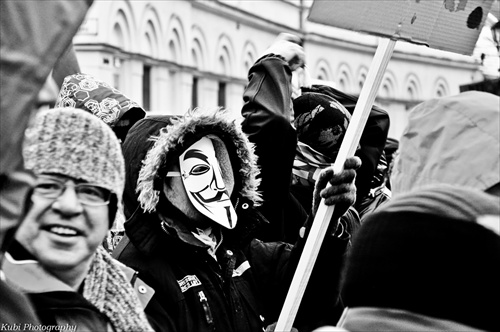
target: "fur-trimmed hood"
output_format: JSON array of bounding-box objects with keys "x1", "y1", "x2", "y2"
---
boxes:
[
  {"x1": 120, "y1": 108, "x2": 264, "y2": 255},
  {"x1": 137, "y1": 108, "x2": 262, "y2": 212}
]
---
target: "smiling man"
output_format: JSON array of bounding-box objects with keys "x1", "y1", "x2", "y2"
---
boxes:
[{"x1": 2, "y1": 108, "x2": 153, "y2": 331}]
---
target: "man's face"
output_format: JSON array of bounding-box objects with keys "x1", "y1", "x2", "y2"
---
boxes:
[
  {"x1": 15, "y1": 174, "x2": 110, "y2": 275},
  {"x1": 167, "y1": 137, "x2": 237, "y2": 229}
]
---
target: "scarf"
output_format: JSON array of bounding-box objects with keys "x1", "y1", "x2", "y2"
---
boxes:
[
  {"x1": 192, "y1": 226, "x2": 223, "y2": 260},
  {"x1": 292, "y1": 141, "x2": 334, "y2": 190},
  {"x1": 83, "y1": 246, "x2": 154, "y2": 331}
]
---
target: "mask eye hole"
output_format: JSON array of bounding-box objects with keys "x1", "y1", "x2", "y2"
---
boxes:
[{"x1": 190, "y1": 164, "x2": 210, "y2": 176}]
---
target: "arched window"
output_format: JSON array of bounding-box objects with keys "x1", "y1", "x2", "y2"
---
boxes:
[
  {"x1": 379, "y1": 77, "x2": 395, "y2": 99},
  {"x1": 191, "y1": 25, "x2": 208, "y2": 71},
  {"x1": 144, "y1": 33, "x2": 154, "y2": 57},
  {"x1": 110, "y1": 8, "x2": 131, "y2": 51},
  {"x1": 434, "y1": 78, "x2": 450, "y2": 98},
  {"x1": 215, "y1": 34, "x2": 234, "y2": 76},
  {"x1": 358, "y1": 73, "x2": 366, "y2": 91},
  {"x1": 168, "y1": 29, "x2": 181, "y2": 62},
  {"x1": 142, "y1": 20, "x2": 158, "y2": 58},
  {"x1": 337, "y1": 71, "x2": 351, "y2": 92},
  {"x1": 405, "y1": 75, "x2": 421, "y2": 101},
  {"x1": 112, "y1": 23, "x2": 125, "y2": 50},
  {"x1": 336, "y1": 63, "x2": 353, "y2": 93},
  {"x1": 317, "y1": 67, "x2": 329, "y2": 81},
  {"x1": 242, "y1": 41, "x2": 257, "y2": 76}
]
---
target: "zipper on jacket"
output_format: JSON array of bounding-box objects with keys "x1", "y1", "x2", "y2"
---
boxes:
[{"x1": 198, "y1": 290, "x2": 214, "y2": 326}]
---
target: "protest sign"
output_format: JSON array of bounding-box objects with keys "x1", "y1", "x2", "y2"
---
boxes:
[{"x1": 276, "y1": 1, "x2": 494, "y2": 330}]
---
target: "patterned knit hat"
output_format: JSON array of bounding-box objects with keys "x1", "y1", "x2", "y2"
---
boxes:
[
  {"x1": 293, "y1": 92, "x2": 351, "y2": 157},
  {"x1": 342, "y1": 184, "x2": 500, "y2": 332},
  {"x1": 23, "y1": 107, "x2": 125, "y2": 201},
  {"x1": 55, "y1": 73, "x2": 146, "y2": 141}
]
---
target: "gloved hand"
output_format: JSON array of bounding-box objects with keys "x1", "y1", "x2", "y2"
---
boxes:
[
  {"x1": 312, "y1": 156, "x2": 361, "y2": 221},
  {"x1": 261, "y1": 33, "x2": 305, "y2": 71}
]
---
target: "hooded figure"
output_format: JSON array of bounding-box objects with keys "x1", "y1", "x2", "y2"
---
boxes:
[
  {"x1": 293, "y1": 85, "x2": 391, "y2": 221},
  {"x1": 335, "y1": 184, "x2": 500, "y2": 332},
  {"x1": 114, "y1": 106, "x2": 359, "y2": 332},
  {"x1": 391, "y1": 91, "x2": 500, "y2": 196}
]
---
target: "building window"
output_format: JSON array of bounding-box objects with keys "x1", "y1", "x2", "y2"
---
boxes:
[
  {"x1": 407, "y1": 86, "x2": 415, "y2": 100},
  {"x1": 192, "y1": 77, "x2": 199, "y2": 109},
  {"x1": 143, "y1": 65, "x2": 151, "y2": 111},
  {"x1": 113, "y1": 73, "x2": 120, "y2": 91},
  {"x1": 218, "y1": 82, "x2": 226, "y2": 108}
]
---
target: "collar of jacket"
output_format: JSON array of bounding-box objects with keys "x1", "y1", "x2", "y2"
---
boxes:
[
  {"x1": 2, "y1": 241, "x2": 74, "y2": 293},
  {"x1": 3, "y1": 240, "x2": 154, "y2": 309},
  {"x1": 124, "y1": 194, "x2": 268, "y2": 258},
  {"x1": 337, "y1": 307, "x2": 487, "y2": 332}
]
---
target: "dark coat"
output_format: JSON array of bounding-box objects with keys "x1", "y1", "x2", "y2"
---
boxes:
[
  {"x1": 3, "y1": 240, "x2": 153, "y2": 332},
  {"x1": 240, "y1": 54, "x2": 361, "y2": 328},
  {"x1": 299, "y1": 85, "x2": 390, "y2": 207},
  {"x1": 114, "y1": 110, "x2": 350, "y2": 332},
  {"x1": 3, "y1": 241, "x2": 113, "y2": 331},
  {"x1": 241, "y1": 55, "x2": 360, "y2": 243}
]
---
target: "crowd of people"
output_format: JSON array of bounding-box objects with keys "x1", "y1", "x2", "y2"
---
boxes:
[{"x1": 1, "y1": 4, "x2": 499, "y2": 331}]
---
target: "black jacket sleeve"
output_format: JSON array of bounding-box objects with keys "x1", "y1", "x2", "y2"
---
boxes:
[
  {"x1": 246, "y1": 209, "x2": 354, "y2": 331},
  {"x1": 241, "y1": 55, "x2": 306, "y2": 242}
]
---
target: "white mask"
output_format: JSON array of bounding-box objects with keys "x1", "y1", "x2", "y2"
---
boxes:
[{"x1": 168, "y1": 137, "x2": 237, "y2": 229}]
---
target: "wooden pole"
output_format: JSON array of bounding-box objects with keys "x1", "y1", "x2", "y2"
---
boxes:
[{"x1": 275, "y1": 37, "x2": 397, "y2": 332}]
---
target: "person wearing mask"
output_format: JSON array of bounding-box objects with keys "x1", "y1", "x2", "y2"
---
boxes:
[{"x1": 113, "y1": 103, "x2": 360, "y2": 331}]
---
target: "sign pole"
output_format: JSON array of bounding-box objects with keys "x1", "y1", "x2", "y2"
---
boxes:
[{"x1": 275, "y1": 37, "x2": 397, "y2": 332}]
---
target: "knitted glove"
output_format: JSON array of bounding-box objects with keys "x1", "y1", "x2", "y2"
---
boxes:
[
  {"x1": 312, "y1": 156, "x2": 361, "y2": 221},
  {"x1": 261, "y1": 33, "x2": 305, "y2": 71}
]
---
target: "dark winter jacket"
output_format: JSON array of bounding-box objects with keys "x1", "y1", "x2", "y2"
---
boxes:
[
  {"x1": 3, "y1": 241, "x2": 112, "y2": 331},
  {"x1": 114, "y1": 109, "x2": 350, "y2": 332},
  {"x1": 299, "y1": 85, "x2": 390, "y2": 208},
  {"x1": 241, "y1": 55, "x2": 360, "y2": 243},
  {"x1": 2, "y1": 240, "x2": 153, "y2": 332}
]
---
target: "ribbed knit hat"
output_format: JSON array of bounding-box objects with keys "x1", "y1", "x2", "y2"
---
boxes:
[
  {"x1": 293, "y1": 92, "x2": 351, "y2": 157},
  {"x1": 342, "y1": 184, "x2": 500, "y2": 332},
  {"x1": 23, "y1": 108, "x2": 125, "y2": 201}
]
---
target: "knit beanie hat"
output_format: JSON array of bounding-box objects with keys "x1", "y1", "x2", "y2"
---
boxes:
[
  {"x1": 23, "y1": 107, "x2": 125, "y2": 202},
  {"x1": 293, "y1": 92, "x2": 351, "y2": 157},
  {"x1": 55, "y1": 73, "x2": 146, "y2": 141},
  {"x1": 341, "y1": 184, "x2": 500, "y2": 332}
]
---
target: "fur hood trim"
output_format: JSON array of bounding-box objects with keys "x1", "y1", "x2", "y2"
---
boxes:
[{"x1": 137, "y1": 108, "x2": 262, "y2": 212}]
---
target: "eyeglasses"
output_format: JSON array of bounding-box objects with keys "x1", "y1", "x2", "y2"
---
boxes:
[{"x1": 33, "y1": 176, "x2": 111, "y2": 206}]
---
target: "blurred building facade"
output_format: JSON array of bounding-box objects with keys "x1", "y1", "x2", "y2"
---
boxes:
[{"x1": 74, "y1": 0, "x2": 498, "y2": 139}]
